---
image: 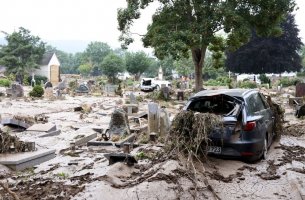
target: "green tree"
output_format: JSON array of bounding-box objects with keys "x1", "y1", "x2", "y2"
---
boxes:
[
  {"x1": 78, "y1": 63, "x2": 92, "y2": 77},
  {"x1": 118, "y1": 0, "x2": 295, "y2": 91},
  {"x1": 174, "y1": 55, "x2": 193, "y2": 77},
  {"x1": 84, "y1": 42, "x2": 112, "y2": 76},
  {"x1": 0, "y1": 27, "x2": 45, "y2": 84},
  {"x1": 101, "y1": 53, "x2": 125, "y2": 83},
  {"x1": 125, "y1": 51, "x2": 151, "y2": 80}
]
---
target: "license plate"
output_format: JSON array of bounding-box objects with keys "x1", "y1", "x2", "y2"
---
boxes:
[{"x1": 208, "y1": 146, "x2": 222, "y2": 154}]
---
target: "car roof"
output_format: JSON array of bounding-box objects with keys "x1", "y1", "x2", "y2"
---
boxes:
[{"x1": 193, "y1": 88, "x2": 258, "y2": 98}]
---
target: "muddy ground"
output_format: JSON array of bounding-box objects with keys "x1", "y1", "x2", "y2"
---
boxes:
[{"x1": 0, "y1": 86, "x2": 305, "y2": 200}]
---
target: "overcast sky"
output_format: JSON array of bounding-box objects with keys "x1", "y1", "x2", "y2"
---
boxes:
[{"x1": 0, "y1": 0, "x2": 304, "y2": 53}]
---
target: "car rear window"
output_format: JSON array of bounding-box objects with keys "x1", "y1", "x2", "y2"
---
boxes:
[{"x1": 246, "y1": 93, "x2": 266, "y2": 115}]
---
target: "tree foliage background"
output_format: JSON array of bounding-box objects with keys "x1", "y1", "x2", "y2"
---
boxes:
[
  {"x1": 226, "y1": 15, "x2": 303, "y2": 74},
  {"x1": 118, "y1": 0, "x2": 296, "y2": 91},
  {"x1": 0, "y1": 27, "x2": 45, "y2": 83}
]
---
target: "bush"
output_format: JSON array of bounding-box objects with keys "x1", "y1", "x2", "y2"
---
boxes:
[
  {"x1": 204, "y1": 76, "x2": 229, "y2": 86},
  {"x1": 27, "y1": 75, "x2": 48, "y2": 85},
  {"x1": 259, "y1": 74, "x2": 270, "y2": 84},
  {"x1": 0, "y1": 79, "x2": 11, "y2": 87},
  {"x1": 278, "y1": 77, "x2": 302, "y2": 87},
  {"x1": 238, "y1": 80, "x2": 257, "y2": 89},
  {"x1": 29, "y1": 85, "x2": 44, "y2": 97}
]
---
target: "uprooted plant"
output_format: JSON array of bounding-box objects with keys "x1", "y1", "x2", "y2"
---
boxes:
[
  {"x1": 0, "y1": 131, "x2": 36, "y2": 153},
  {"x1": 266, "y1": 96, "x2": 285, "y2": 140},
  {"x1": 165, "y1": 110, "x2": 223, "y2": 199}
]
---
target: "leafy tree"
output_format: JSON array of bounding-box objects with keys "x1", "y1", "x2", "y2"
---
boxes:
[
  {"x1": 78, "y1": 63, "x2": 92, "y2": 77},
  {"x1": 226, "y1": 14, "x2": 303, "y2": 74},
  {"x1": 125, "y1": 51, "x2": 151, "y2": 80},
  {"x1": 101, "y1": 53, "x2": 125, "y2": 83},
  {"x1": 0, "y1": 27, "x2": 45, "y2": 84},
  {"x1": 118, "y1": 0, "x2": 295, "y2": 91},
  {"x1": 174, "y1": 54, "x2": 193, "y2": 77},
  {"x1": 84, "y1": 42, "x2": 112, "y2": 76}
]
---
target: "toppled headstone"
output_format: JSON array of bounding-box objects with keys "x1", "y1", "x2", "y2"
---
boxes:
[
  {"x1": 108, "y1": 108, "x2": 130, "y2": 137},
  {"x1": 26, "y1": 123, "x2": 61, "y2": 137},
  {"x1": 104, "y1": 84, "x2": 117, "y2": 96},
  {"x1": 6, "y1": 83, "x2": 24, "y2": 98}
]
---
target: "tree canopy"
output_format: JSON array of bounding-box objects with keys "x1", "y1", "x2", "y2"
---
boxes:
[
  {"x1": 101, "y1": 53, "x2": 125, "y2": 83},
  {"x1": 226, "y1": 14, "x2": 303, "y2": 74},
  {"x1": 118, "y1": 0, "x2": 296, "y2": 91},
  {"x1": 125, "y1": 51, "x2": 151, "y2": 80},
  {"x1": 0, "y1": 27, "x2": 45, "y2": 83}
]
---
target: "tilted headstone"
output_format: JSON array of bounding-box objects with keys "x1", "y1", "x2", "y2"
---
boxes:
[
  {"x1": 75, "y1": 84, "x2": 89, "y2": 93},
  {"x1": 148, "y1": 103, "x2": 159, "y2": 133},
  {"x1": 44, "y1": 81, "x2": 53, "y2": 89},
  {"x1": 6, "y1": 83, "x2": 24, "y2": 98},
  {"x1": 108, "y1": 108, "x2": 130, "y2": 136},
  {"x1": 296, "y1": 83, "x2": 305, "y2": 97},
  {"x1": 57, "y1": 79, "x2": 67, "y2": 90},
  {"x1": 161, "y1": 87, "x2": 170, "y2": 100},
  {"x1": 159, "y1": 108, "x2": 170, "y2": 137}
]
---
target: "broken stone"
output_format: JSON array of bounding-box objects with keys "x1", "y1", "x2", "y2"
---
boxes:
[
  {"x1": 108, "y1": 108, "x2": 130, "y2": 137},
  {"x1": 27, "y1": 123, "x2": 56, "y2": 132},
  {"x1": 122, "y1": 104, "x2": 139, "y2": 115},
  {"x1": 1, "y1": 118, "x2": 32, "y2": 129},
  {"x1": 44, "y1": 87, "x2": 54, "y2": 99},
  {"x1": 6, "y1": 83, "x2": 24, "y2": 98}
]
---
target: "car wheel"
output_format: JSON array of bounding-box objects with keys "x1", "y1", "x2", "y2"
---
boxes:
[{"x1": 262, "y1": 137, "x2": 268, "y2": 160}]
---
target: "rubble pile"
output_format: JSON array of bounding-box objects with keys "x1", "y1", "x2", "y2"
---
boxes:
[{"x1": 0, "y1": 131, "x2": 35, "y2": 153}]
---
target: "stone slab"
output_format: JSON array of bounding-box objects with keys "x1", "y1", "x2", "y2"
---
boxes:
[
  {"x1": 27, "y1": 123, "x2": 56, "y2": 132},
  {"x1": 1, "y1": 118, "x2": 31, "y2": 129},
  {"x1": 73, "y1": 128, "x2": 98, "y2": 146},
  {"x1": 87, "y1": 140, "x2": 114, "y2": 146},
  {"x1": 0, "y1": 149, "x2": 56, "y2": 170},
  {"x1": 38, "y1": 130, "x2": 61, "y2": 138},
  {"x1": 115, "y1": 133, "x2": 136, "y2": 147}
]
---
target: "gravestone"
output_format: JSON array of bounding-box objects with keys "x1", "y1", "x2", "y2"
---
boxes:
[
  {"x1": 130, "y1": 92, "x2": 137, "y2": 104},
  {"x1": 296, "y1": 83, "x2": 305, "y2": 97},
  {"x1": 44, "y1": 87, "x2": 54, "y2": 99},
  {"x1": 161, "y1": 87, "x2": 170, "y2": 100},
  {"x1": 57, "y1": 79, "x2": 67, "y2": 90},
  {"x1": 108, "y1": 108, "x2": 130, "y2": 137},
  {"x1": 159, "y1": 108, "x2": 170, "y2": 137},
  {"x1": 104, "y1": 84, "x2": 117, "y2": 96},
  {"x1": 44, "y1": 81, "x2": 53, "y2": 89},
  {"x1": 75, "y1": 84, "x2": 89, "y2": 94},
  {"x1": 6, "y1": 83, "x2": 24, "y2": 98},
  {"x1": 148, "y1": 103, "x2": 159, "y2": 133}
]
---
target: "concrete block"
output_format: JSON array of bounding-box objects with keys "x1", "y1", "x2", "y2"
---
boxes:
[
  {"x1": 0, "y1": 149, "x2": 56, "y2": 170},
  {"x1": 38, "y1": 130, "x2": 61, "y2": 138},
  {"x1": 27, "y1": 123, "x2": 56, "y2": 132},
  {"x1": 1, "y1": 118, "x2": 31, "y2": 129},
  {"x1": 72, "y1": 128, "x2": 97, "y2": 146}
]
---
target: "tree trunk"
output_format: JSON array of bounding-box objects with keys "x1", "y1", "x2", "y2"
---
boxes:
[
  {"x1": 134, "y1": 73, "x2": 141, "y2": 81},
  {"x1": 192, "y1": 47, "x2": 207, "y2": 92}
]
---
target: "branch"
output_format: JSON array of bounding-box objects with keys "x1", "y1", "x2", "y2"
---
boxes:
[
  {"x1": 130, "y1": 32, "x2": 145, "y2": 37},
  {"x1": 0, "y1": 181, "x2": 20, "y2": 200}
]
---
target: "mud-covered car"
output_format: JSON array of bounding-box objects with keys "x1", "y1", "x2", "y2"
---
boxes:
[{"x1": 184, "y1": 89, "x2": 275, "y2": 162}]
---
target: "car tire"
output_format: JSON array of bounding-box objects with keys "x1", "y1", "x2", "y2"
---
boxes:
[{"x1": 262, "y1": 137, "x2": 268, "y2": 160}]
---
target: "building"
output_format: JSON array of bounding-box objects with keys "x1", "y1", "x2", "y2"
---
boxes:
[{"x1": 34, "y1": 52, "x2": 61, "y2": 85}]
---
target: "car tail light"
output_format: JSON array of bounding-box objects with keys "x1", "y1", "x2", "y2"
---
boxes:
[{"x1": 243, "y1": 121, "x2": 256, "y2": 131}]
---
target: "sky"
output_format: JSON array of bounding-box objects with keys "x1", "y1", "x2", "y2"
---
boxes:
[{"x1": 0, "y1": 0, "x2": 304, "y2": 53}]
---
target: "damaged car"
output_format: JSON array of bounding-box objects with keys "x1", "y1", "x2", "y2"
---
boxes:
[{"x1": 184, "y1": 89, "x2": 275, "y2": 162}]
